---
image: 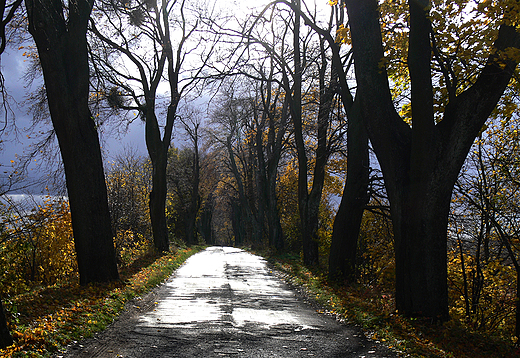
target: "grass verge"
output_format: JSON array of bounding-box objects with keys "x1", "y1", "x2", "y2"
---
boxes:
[
  {"x1": 0, "y1": 246, "x2": 204, "y2": 358},
  {"x1": 265, "y1": 252, "x2": 520, "y2": 358}
]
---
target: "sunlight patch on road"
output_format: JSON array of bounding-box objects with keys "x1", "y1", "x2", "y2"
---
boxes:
[{"x1": 137, "y1": 246, "x2": 319, "y2": 331}]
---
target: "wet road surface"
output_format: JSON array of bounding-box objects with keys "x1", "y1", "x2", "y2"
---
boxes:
[{"x1": 59, "y1": 246, "x2": 397, "y2": 357}]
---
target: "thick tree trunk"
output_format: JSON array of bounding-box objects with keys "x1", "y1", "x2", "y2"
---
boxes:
[
  {"x1": 65, "y1": 127, "x2": 120, "y2": 284},
  {"x1": 149, "y1": 149, "x2": 169, "y2": 251},
  {"x1": 345, "y1": 0, "x2": 520, "y2": 320},
  {"x1": 146, "y1": 96, "x2": 177, "y2": 252},
  {"x1": 329, "y1": 104, "x2": 369, "y2": 283},
  {"x1": 389, "y1": 173, "x2": 452, "y2": 319},
  {"x1": 26, "y1": 0, "x2": 119, "y2": 284}
]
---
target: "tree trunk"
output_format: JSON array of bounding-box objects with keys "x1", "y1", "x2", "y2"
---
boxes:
[
  {"x1": 389, "y1": 171, "x2": 452, "y2": 319},
  {"x1": 329, "y1": 103, "x2": 369, "y2": 283},
  {"x1": 0, "y1": 299, "x2": 12, "y2": 349},
  {"x1": 186, "y1": 139, "x2": 200, "y2": 245},
  {"x1": 149, "y1": 148, "x2": 169, "y2": 251},
  {"x1": 145, "y1": 95, "x2": 177, "y2": 252},
  {"x1": 345, "y1": 0, "x2": 520, "y2": 320},
  {"x1": 26, "y1": 0, "x2": 119, "y2": 284}
]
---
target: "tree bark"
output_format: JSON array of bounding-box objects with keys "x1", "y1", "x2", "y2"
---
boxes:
[
  {"x1": 26, "y1": 0, "x2": 119, "y2": 284},
  {"x1": 345, "y1": 0, "x2": 520, "y2": 319},
  {"x1": 146, "y1": 103, "x2": 175, "y2": 252},
  {"x1": 329, "y1": 102, "x2": 369, "y2": 283},
  {"x1": 149, "y1": 151, "x2": 169, "y2": 251},
  {"x1": 185, "y1": 132, "x2": 200, "y2": 245},
  {"x1": 0, "y1": 298, "x2": 12, "y2": 349}
]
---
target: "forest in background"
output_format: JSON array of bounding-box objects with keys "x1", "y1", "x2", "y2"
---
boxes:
[{"x1": 0, "y1": 0, "x2": 520, "y2": 354}]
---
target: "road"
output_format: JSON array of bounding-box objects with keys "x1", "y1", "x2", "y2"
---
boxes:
[{"x1": 59, "y1": 246, "x2": 397, "y2": 357}]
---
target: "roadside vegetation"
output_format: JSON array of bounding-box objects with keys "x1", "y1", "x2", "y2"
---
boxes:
[
  {"x1": 2, "y1": 0, "x2": 520, "y2": 356},
  {"x1": 0, "y1": 240, "x2": 202, "y2": 357},
  {"x1": 267, "y1": 252, "x2": 520, "y2": 358},
  {"x1": 0, "y1": 171, "x2": 204, "y2": 357}
]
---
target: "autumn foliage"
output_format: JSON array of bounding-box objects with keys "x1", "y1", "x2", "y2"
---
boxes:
[
  {"x1": 0, "y1": 247, "x2": 199, "y2": 357},
  {"x1": 0, "y1": 198, "x2": 77, "y2": 296}
]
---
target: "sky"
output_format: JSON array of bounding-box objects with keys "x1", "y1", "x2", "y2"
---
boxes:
[
  {"x1": 0, "y1": 39, "x2": 150, "y2": 194},
  {"x1": 0, "y1": 0, "x2": 332, "y2": 194}
]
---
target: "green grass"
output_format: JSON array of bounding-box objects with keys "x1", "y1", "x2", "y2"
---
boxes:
[{"x1": 1, "y1": 246, "x2": 204, "y2": 357}]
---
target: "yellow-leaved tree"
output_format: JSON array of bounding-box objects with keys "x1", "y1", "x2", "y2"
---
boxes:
[{"x1": 0, "y1": 197, "x2": 76, "y2": 295}]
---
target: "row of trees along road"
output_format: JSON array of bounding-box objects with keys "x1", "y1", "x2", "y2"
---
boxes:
[{"x1": 1, "y1": 0, "x2": 520, "y2": 349}]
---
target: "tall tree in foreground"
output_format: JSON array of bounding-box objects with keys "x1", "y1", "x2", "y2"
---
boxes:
[
  {"x1": 25, "y1": 0, "x2": 119, "y2": 284},
  {"x1": 344, "y1": 0, "x2": 520, "y2": 319}
]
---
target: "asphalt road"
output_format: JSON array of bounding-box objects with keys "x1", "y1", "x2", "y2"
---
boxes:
[{"x1": 58, "y1": 246, "x2": 398, "y2": 357}]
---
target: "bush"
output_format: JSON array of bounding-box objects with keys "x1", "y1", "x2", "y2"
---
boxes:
[{"x1": 0, "y1": 197, "x2": 77, "y2": 295}]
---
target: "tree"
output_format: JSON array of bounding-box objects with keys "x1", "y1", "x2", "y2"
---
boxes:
[
  {"x1": 90, "y1": 0, "x2": 216, "y2": 251},
  {"x1": 343, "y1": 0, "x2": 520, "y2": 319},
  {"x1": 267, "y1": 0, "x2": 369, "y2": 276},
  {"x1": 210, "y1": 86, "x2": 262, "y2": 245},
  {"x1": 25, "y1": 0, "x2": 119, "y2": 285},
  {"x1": 251, "y1": 77, "x2": 288, "y2": 252},
  {"x1": 451, "y1": 114, "x2": 520, "y2": 338},
  {"x1": 106, "y1": 148, "x2": 152, "y2": 261},
  {"x1": 245, "y1": 0, "x2": 343, "y2": 264},
  {"x1": 290, "y1": 0, "x2": 370, "y2": 283},
  {"x1": 177, "y1": 106, "x2": 203, "y2": 245},
  {"x1": 207, "y1": 10, "x2": 294, "y2": 251}
]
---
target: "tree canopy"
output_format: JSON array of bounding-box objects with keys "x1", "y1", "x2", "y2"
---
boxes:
[{"x1": 2, "y1": 0, "x2": 520, "y2": 351}]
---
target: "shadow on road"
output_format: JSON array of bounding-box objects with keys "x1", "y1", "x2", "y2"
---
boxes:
[{"x1": 58, "y1": 247, "x2": 397, "y2": 357}]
